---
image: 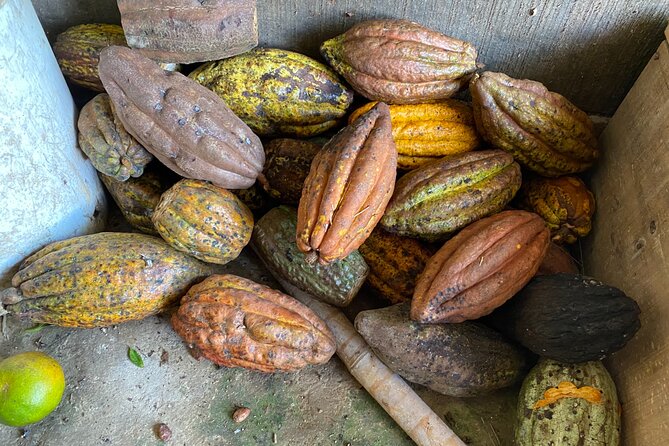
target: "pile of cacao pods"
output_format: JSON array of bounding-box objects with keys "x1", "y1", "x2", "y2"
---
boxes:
[{"x1": 0, "y1": 13, "x2": 643, "y2": 445}]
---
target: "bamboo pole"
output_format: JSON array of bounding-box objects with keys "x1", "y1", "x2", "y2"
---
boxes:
[{"x1": 268, "y1": 272, "x2": 466, "y2": 446}]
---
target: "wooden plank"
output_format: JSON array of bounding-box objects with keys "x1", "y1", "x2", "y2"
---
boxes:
[
  {"x1": 582, "y1": 39, "x2": 669, "y2": 446},
  {"x1": 31, "y1": 0, "x2": 668, "y2": 115}
]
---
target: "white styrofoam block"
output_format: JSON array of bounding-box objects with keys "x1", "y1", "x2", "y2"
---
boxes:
[{"x1": 0, "y1": 0, "x2": 107, "y2": 286}]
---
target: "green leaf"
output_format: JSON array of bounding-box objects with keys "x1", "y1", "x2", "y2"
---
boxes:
[
  {"x1": 127, "y1": 347, "x2": 144, "y2": 368},
  {"x1": 23, "y1": 323, "x2": 47, "y2": 334}
]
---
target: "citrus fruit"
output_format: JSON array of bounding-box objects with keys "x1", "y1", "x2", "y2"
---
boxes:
[{"x1": 0, "y1": 351, "x2": 66, "y2": 426}]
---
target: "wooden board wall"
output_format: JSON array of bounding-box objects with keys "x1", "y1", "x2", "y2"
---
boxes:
[
  {"x1": 32, "y1": 0, "x2": 668, "y2": 115},
  {"x1": 582, "y1": 29, "x2": 669, "y2": 445}
]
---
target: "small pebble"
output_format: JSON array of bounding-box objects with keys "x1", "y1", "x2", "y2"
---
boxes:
[
  {"x1": 232, "y1": 407, "x2": 251, "y2": 423},
  {"x1": 155, "y1": 423, "x2": 172, "y2": 441},
  {"x1": 273, "y1": 432, "x2": 278, "y2": 443}
]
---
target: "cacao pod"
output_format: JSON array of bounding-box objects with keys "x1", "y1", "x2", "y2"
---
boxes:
[
  {"x1": 258, "y1": 138, "x2": 322, "y2": 205},
  {"x1": 1, "y1": 232, "x2": 212, "y2": 327},
  {"x1": 98, "y1": 46, "x2": 264, "y2": 189},
  {"x1": 78, "y1": 94, "x2": 153, "y2": 181},
  {"x1": 516, "y1": 359, "x2": 620, "y2": 446},
  {"x1": 321, "y1": 19, "x2": 478, "y2": 104},
  {"x1": 381, "y1": 150, "x2": 522, "y2": 241},
  {"x1": 296, "y1": 102, "x2": 397, "y2": 264},
  {"x1": 536, "y1": 242, "x2": 579, "y2": 275},
  {"x1": 98, "y1": 166, "x2": 173, "y2": 235},
  {"x1": 189, "y1": 48, "x2": 353, "y2": 137},
  {"x1": 358, "y1": 227, "x2": 434, "y2": 304},
  {"x1": 470, "y1": 71, "x2": 599, "y2": 177},
  {"x1": 412, "y1": 210, "x2": 550, "y2": 323},
  {"x1": 52, "y1": 23, "x2": 128, "y2": 91},
  {"x1": 487, "y1": 273, "x2": 641, "y2": 363},
  {"x1": 519, "y1": 175, "x2": 596, "y2": 244},
  {"x1": 152, "y1": 179, "x2": 254, "y2": 265},
  {"x1": 348, "y1": 100, "x2": 480, "y2": 169},
  {"x1": 355, "y1": 303, "x2": 528, "y2": 397},
  {"x1": 171, "y1": 274, "x2": 336, "y2": 372},
  {"x1": 252, "y1": 206, "x2": 369, "y2": 307},
  {"x1": 230, "y1": 183, "x2": 272, "y2": 215}
]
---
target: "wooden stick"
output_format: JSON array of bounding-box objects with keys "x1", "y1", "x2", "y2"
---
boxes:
[{"x1": 269, "y1": 273, "x2": 466, "y2": 446}]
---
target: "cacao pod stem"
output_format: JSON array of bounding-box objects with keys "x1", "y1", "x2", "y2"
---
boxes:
[
  {"x1": 256, "y1": 173, "x2": 270, "y2": 191},
  {"x1": 0, "y1": 287, "x2": 22, "y2": 305},
  {"x1": 304, "y1": 251, "x2": 319, "y2": 265}
]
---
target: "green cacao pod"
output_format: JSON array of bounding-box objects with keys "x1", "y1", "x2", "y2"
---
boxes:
[
  {"x1": 259, "y1": 138, "x2": 322, "y2": 205},
  {"x1": 357, "y1": 227, "x2": 435, "y2": 304},
  {"x1": 470, "y1": 72, "x2": 599, "y2": 177},
  {"x1": 78, "y1": 94, "x2": 153, "y2": 181},
  {"x1": 519, "y1": 176, "x2": 596, "y2": 244},
  {"x1": 53, "y1": 23, "x2": 128, "y2": 91},
  {"x1": 1, "y1": 233, "x2": 212, "y2": 327},
  {"x1": 98, "y1": 166, "x2": 173, "y2": 235},
  {"x1": 355, "y1": 303, "x2": 528, "y2": 397},
  {"x1": 189, "y1": 48, "x2": 353, "y2": 137},
  {"x1": 380, "y1": 150, "x2": 521, "y2": 241},
  {"x1": 251, "y1": 206, "x2": 369, "y2": 307},
  {"x1": 152, "y1": 179, "x2": 254, "y2": 265},
  {"x1": 487, "y1": 273, "x2": 641, "y2": 363},
  {"x1": 516, "y1": 359, "x2": 620, "y2": 446}
]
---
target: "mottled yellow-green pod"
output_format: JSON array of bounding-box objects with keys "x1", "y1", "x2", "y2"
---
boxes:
[{"x1": 189, "y1": 48, "x2": 354, "y2": 137}]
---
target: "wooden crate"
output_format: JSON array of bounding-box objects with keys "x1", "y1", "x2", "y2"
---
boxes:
[{"x1": 583, "y1": 24, "x2": 669, "y2": 446}]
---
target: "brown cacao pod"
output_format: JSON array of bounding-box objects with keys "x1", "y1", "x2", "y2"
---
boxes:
[
  {"x1": 348, "y1": 100, "x2": 480, "y2": 169},
  {"x1": 412, "y1": 210, "x2": 550, "y2": 323},
  {"x1": 536, "y1": 242, "x2": 579, "y2": 276},
  {"x1": 259, "y1": 138, "x2": 322, "y2": 205},
  {"x1": 296, "y1": 102, "x2": 397, "y2": 264},
  {"x1": 358, "y1": 227, "x2": 435, "y2": 304},
  {"x1": 52, "y1": 23, "x2": 128, "y2": 91},
  {"x1": 78, "y1": 94, "x2": 153, "y2": 181},
  {"x1": 2, "y1": 232, "x2": 212, "y2": 328},
  {"x1": 519, "y1": 176, "x2": 596, "y2": 244},
  {"x1": 230, "y1": 183, "x2": 272, "y2": 214},
  {"x1": 98, "y1": 46, "x2": 264, "y2": 189},
  {"x1": 381, "y1": 150, "x2": 522, "y2": 241},
  {"x1": 470, "y1": 72, "x2": 599, "y2": 177},
  {"x1": 171, "y1": 274, "x2": 336, "y2": 372},
  {"x1": 98, "y1": 167, "x2": 172, "y2": 235},
  {"x1": 321, "y1": 19, "x2": 478, "y2": 104},
  {"x1": 189, "y1": 48, "x2": 353, "y2": 137},
  {"x1": 117, "y1": 0, "x2": 258, "y2": 64},
  {"x1": 152, "y1": 179, "x2": 254, "y2": 265}
]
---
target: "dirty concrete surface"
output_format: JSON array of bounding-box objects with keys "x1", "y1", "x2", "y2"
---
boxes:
[{"x1": 0, "y1": 207, "x2": 517, "y2": 446}]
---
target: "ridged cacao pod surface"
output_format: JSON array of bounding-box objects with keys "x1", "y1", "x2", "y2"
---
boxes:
[
  {"x1": 321, "y1": 19, "x2": 478, "y2": 104},
  {"x1": 348, "y1": 100, "x2": 480, "y2": 169},
  {"x1": 252, "y1": 206, "x2": 369, "y2": 307},
  {"x1": 516, "y1": 359, "x2": 620, "y2": 446},
  {"x1": 152, "y1": 179, "x2": 254, "y2": 265},
  {"x1": 296, "y1": 102, "x2": 397, "y2": 264},
  {"x1": 171, "y1": 274, "x2": 336, "y2": 372},
  {"x1": 519, "y1": 176, "x2": 596, "y2": 244},
  {"x1": 381, "y1": 150, "x2": 521, "y2": 241},
  {"x1": 53, "y1": 23, "x2": 128, "y2": 91},
  {"x1": 118, "y1": 0, "x2": 258, "y2": 64},
  {"x1": 470, "y1": 71, "x2": 599, "y2": 176},
  {"x1": 98, "y1": 46, "x2": 264, "y2": 189},
  {"x1": 78, "y1": 94, "x2": 153, "y2": 181},
  {"x1": 536, "y1": 242, "x2": 579, "y2": 275},
  {"x1": 412, "y1": 210, "x2": 550, "y2": 323},
  {"x1": 355, "y1": 303, "x2": 528, "y2": 397},
  {"x1": 190, "y1": 48, "x2": 353, "y2": 137},
  {"x1": 487, "y1": 273, "x2": 641, "y2": 363},
  {"x1": 2, "y1": 233, "x2": 212, "y2": 327},
  {"x1": 358, "y1": 227, "x2": 434, "y2": 304},
  {"x1": 259, "y1": 138, "x2": 322, "y2": 205}
]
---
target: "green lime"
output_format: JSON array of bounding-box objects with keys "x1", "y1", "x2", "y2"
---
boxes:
[{"x1": 0, "y1": 351, "x2": 66, "y2": 426}]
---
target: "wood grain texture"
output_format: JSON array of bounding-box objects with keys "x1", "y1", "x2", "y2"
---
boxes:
[
  {"x1": 582, "y1": 37, "x2": 669, "y2": 446},
  {"x1": 33, "y1": 0, "x2": 668, "y2": 114}
]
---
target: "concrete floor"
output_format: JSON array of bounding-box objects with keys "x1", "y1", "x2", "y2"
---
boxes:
[{"x1": 0, "y1": 207, "x2": 518, "y2": 446}]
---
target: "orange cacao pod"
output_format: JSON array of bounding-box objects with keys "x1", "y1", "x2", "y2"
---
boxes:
[
  {"x1": 296, "y1": 102, "x2": 397, "y2": 264},
  {"x1": 412, "y1": 210, "x2": 550, "y2": 323},
  {"x1": 171, "y1": 274, "x2": 336, "y2": 372}
]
